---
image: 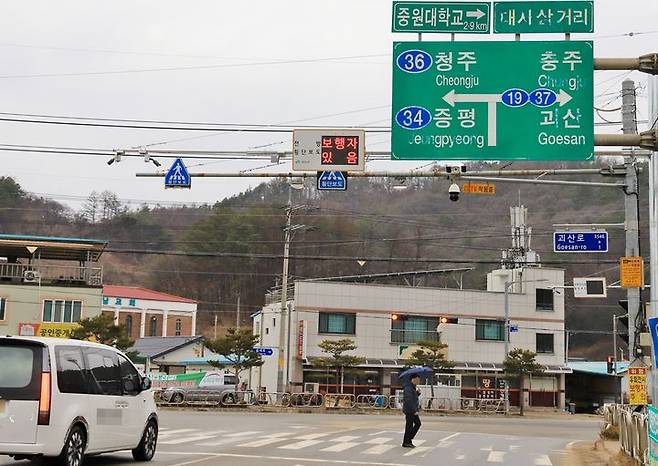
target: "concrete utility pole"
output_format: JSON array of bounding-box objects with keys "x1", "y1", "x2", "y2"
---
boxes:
[
  {"x1": 622, "y1": 79, "x2": 642, "y2": 359},
  {"x1": 277, "y1": 184, "x2": 293, "y2": 393},
  {"x1": 236, "y1": 293, "x2": 241, "y2": 328},
  {"x1": 648, "y1": 75, "x2": 658, "y2": 405}
]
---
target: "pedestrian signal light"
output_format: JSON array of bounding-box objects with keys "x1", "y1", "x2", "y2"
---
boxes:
[{"x1": 606, "y1": 355, "x2": 614, "y2": 374}]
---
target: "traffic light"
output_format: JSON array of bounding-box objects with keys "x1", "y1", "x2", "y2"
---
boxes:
[
  {"x1": 607, "y1": 355, "x2": 615, "y2": 374},
  {"x1": 439, "y1": 316, "x2": 459, "y2": 324},
  {"x1": 618, "y1": 300, "x2": 630, "y2": 346},
  {"x1": 391, "y1": 313, "x2": 408, "y2": 322}
]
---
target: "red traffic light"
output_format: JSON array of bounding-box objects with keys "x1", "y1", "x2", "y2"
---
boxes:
[
  {"x1": 391, "y1": 314, "x2": 399, "y2": 321},
  {"x1": 440, "y1": 316, "x2": 458, "y2": 324}
]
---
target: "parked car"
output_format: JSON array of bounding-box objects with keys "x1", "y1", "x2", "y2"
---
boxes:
[
  {"x1": 0, "y1": 336, "x2": 157, "y2": 466},
  {"x1": 160, "y1": 371, "x2": 239, "y2": 404}
]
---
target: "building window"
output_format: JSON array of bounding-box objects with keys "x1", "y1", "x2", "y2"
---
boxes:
[
  {"x1": 536, "y1": 289, "x2": 554, "y2": 311},
  {"x1": 475, "y1": 319, "x2": 505, "y2": 341},
  {"x1": 43, "y1": 300, "x2": 82, "y2": 323},
  {"x1": 391, "y1": 316, "x2": 439, "y2": 344},
  {"x1": 149, "y1": 317, "x2": 157, "y2": 336},
  {"x1": 175, "y1": 319, "x2": 182, "y2": 336},
  {"x1": 125, "y1": 315, "x2": 133, "y2": 336},
  {"x1": 0, "y1": 298, "x2": 5, "y2": 320},
  {"x1": 273, "y1": 317, "x2": 276, "y2": 327},
  {"x1": 319, "y1": 313, "x2": 356, "y2": 335},
  {"x1": 536, "y1": 333, "x2": 554, "y2": 353}
]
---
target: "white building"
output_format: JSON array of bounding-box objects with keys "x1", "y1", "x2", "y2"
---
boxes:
[{"x1": 253, "y1": 265, "x2": 571, "y2": 410}]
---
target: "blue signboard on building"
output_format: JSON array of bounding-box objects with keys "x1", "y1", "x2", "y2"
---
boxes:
[
  {"x1": 317, "y1": 171, "x2": 347, "y2": 191},
  {"x1": 553, "y1": 231, "x2": 608, "y2": 253}
]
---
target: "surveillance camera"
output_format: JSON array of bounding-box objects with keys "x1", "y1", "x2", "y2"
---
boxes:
[{"x1": 448, "y1": 183, "x2": 460, "y2": 202}]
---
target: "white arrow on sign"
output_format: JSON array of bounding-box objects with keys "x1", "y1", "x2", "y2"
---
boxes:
[
  {"x1": 465, "y1": 9, "x2": 486, "y2": 20},
  {"x1": 443, "y1": 90, "x2": 501, "y2": 146},
  {"x1": 557, "y1": 89, "x2": 573, "y2": 107}
]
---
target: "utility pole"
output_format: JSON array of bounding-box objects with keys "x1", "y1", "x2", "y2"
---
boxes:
[
  {"x1": 213, "y1": 314, "x2": 218, "y2": 340},
  {"x1": 648, "y1": 74, "x2": 658, "y2": 405},
  {"x1": 622, "y1": 79, "x2": 642, "y2": 360},
  {"x1": 236, "y1": 293, "x2": 241, "y2": 328},
  {"x1": 277, "y1": 184, "x2": 293, "y2": 393}
]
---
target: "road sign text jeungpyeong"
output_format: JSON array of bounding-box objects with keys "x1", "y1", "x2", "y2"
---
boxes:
[{"x1": 391, "y1": 41, "x2": 593, "y2": 161}]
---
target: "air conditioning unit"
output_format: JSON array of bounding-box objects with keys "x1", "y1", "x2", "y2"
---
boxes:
[
  {"x1": 304, "y1": 383, "x2": 319, "y2": 393},
  {"x1": 23, "y1": 270, "x2": 40, "y2": 283}
]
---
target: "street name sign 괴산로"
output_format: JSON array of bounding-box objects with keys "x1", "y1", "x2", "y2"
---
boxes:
[
  {"x1": 391, "y1": 41, "x2": 593, "y2": 161},
  {"x1": 494, "y1": 1, "x2": 594, "y2": 34},
  {"x1": 553, "y1": 231, "x2": 608, "y2": 252},
  {"x1": 392, "y1": 2, "x2": 490, "y2": 34}
]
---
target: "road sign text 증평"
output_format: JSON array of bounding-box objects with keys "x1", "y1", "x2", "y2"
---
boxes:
[
  {"x1": 391, "y1": 41, "x2": 593, "y2": 161},
  {"x1": 392, "y1": 2, "x2": 490, "y2": 34},
  {"x1": 553, "y1": 231, "x2": 608, "y2": 252},
  {"x1": 494, "y1": 1, "x2": 594, "y2": 34}
]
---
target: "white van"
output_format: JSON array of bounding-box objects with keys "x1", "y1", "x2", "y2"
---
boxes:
[{"x1": 0, "y1": 336, "x2": 158, "y2": 466}]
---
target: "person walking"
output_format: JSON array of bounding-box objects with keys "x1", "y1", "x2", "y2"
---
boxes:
[{"x1": 402, "y1": 374, "x2": 421, "y2": 448}]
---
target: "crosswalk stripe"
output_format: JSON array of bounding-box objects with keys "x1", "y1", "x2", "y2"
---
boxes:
[
  {"x1": 534, "y1": 455, "x2": 553, "y2": 465},
  {"x1": 296, "y1": 432, "x2": 330, "y2": 440},
  {"x1": 436, "y1": 441, "x2": 455, "y2": 448},
  {"x1": 159, "y1": 434, "x2": 217, "y2": 445},
  {"x1": 455, "y1": 453, "x2": 466, "y2": 460},
  {"x1": 365, "y1": 437, "x2": 393, "y2": 445},
  {"x1": 363, "y1": 444, "x2": 397, "y2": 455},
  {"x1": 278, "y1": 439, "x2": 323, "y2": 450},
  {"x1": 413, "y1": 440, "x2": 426, "y2": 446},
  {"x1": 331, "y1": 435, "x2": 360, "y2": 442},
  {"x1": 487, "y1": 451, "x2": 506, "y2": 463},
  {"x1": 158, "y1": 428, "x2": 198, "y2": 436},
  {"x1": 440, "y1": 432, "x2": 461, "y2": 442},
  {"x1": 403, "y1": 446, "x2": 432, "y2": 457},
  {"x1": 320, "y1": 442, "x2": 359, "y2": 452},
  {"x1": 238, "y1": 437, "x2": 289, "y2": 448},
  {"x1": 224, "y1": 431, "x2": 262, "y2": 438},
  {"x1": 262, "y1": 432, "x2": 292, "y2": 439}
]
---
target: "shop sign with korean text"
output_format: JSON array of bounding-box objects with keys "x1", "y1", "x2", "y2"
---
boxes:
[
  {"x1": 628, "y1": 367, "x2": 648, "y2": 405},
  {"x1": 494, "y1": 1, "x2": 594, "y2": 34},
  {"x1": 391, "y1": 41, "x2": 593, "y2": 161},
  {"x1": 392, "y1": 2, "x2": 490, "y2": 34},
  {"x1": 293, "y1": 129, "x2": 365, "y2": 172}
]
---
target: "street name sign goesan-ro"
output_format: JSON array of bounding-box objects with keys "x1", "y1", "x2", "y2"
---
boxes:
[
  {"x1": 293, "y1": 129, "x2": 365, "y2": 172},
  {"x1": 392, "y1": 2, "x2": 490, "y2": 34},
  {"x1": 391, "y1": 41, "x2": 593, "y2": 161},
  {"x1": 164, "y1": 158, "x2": 191, "y2": 189},
  {"x1": 553, "y1": 231, "x2": 608, "y2": 252},
  {"x1": 317, "y1": 171, "x2": 347, "y2": 191},
  {"x1": 494, "y1": 1, "x2": 594, "y2": 34}
]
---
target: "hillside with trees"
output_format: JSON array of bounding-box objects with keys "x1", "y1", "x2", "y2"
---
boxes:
[{"x1": 0, "y1": 159, "x2": 645, "y2": 360}]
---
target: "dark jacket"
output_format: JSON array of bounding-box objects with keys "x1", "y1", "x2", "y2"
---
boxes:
[{"x1": 402, "y1": 381, "x2": 419, "y2": 415}]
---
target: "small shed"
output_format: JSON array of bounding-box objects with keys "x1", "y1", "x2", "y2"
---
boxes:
[{"x1": 566, "y1": 361, "x2": 630, "y2": 412}]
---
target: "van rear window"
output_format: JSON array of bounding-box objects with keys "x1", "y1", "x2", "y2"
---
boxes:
[{"x1": 0, "y1": 342, "x2": 42, "y2": 400}]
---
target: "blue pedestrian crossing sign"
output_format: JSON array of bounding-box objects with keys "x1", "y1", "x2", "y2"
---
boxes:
[
  {"x1": 317, "y1": 171, "x2": 347, "y2": 191},
  {"x1": 165, "y1": 158, "x2": 191, "y2": 189}
]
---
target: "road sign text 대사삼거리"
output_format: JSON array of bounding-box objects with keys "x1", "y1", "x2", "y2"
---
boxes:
[
  {"x1": 494, "y1": 1, "x2": 593, "y2": 34},
  {"x1": 165, "y1": 158, "x2": 191, "y2": 188},
  {"x1": 317, "y1": 171, "x2": 347, "y2": 191},
  {"x1": 391, "y1": 41, "x2": 593, "y2": 161},
  {"x1": 392, "y1": 2, "x2": 490, "y2": 34},
  {"x1": 553, "y1": 231, "x2": 608, "y2": 252}
]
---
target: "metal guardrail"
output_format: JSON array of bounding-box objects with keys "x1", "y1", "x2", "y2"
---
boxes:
[
  {"x1": 256, "y1": 392, "x2": 292, "y2": 407},
  {"x1": 356, "y1": 394, "x2": 389, "y2": 409},
  {"x1": 323, "y1": 394, "x2": 355, "y2": 409},
  {"x1": 603, "y1": 403, "x2": 648, "y2": 465},
  {"x1": 290, "y1": 392, "x2": 324, "y2": 408}
]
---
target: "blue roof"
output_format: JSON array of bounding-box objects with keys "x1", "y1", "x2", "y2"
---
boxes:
[
  {"x1": 0, "y1": 234, "x2": 107, "y2": 245},
  {"x1": 568, "y1": 361, "x2": 630, "y2": 376},
  {"x1": 179, "y1": 356, "x2": 233, "y2": 366}
]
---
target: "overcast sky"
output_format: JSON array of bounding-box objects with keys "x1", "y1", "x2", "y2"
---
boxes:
[{"x1": 1, "y1": 0, "x2": 657, "y2": 210}]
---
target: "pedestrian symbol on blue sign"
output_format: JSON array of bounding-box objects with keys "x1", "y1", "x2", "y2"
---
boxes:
[
  {"x1": 165, "y1": 158, "x2": 191, "y2": 189},
  {"x1": 317, "y1": 171, "x2": 347, "y2": 191},
  {"x1": 509, "y1": 324, "x2": 519, "y2": 333}
]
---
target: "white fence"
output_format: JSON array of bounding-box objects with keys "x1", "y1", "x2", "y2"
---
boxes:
[{"x1": 603, "y1": 403, "x2": 648, "y2": 465}]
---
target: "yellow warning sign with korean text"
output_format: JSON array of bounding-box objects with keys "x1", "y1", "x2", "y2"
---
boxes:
[
  {"x1": 620, "y1": 256, "x2": 644, "y2": 289},
  {"x1": 628, "y1": 367, "x2": 648, "y2": 405}
]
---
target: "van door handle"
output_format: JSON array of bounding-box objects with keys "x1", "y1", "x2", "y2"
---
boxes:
[{"x1": 115, "y1": 401, "x2": 129, "y2": 408}]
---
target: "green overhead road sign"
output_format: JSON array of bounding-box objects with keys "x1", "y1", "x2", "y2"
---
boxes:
[
  {"x1": 494, "y1": 1, "x2": 593, "y2": 34},
  {"x1": 391, "y1": 41, "x2": 593, "y2": 161},
  {"x1": 392, "y1": 2, "x2": 490, "y2": 34}
]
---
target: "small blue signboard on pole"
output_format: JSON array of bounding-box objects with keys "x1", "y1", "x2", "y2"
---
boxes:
[
  {"x1": 165, "y1": 158, "x2": 191, "y2": 189},
  {"x1": 553, "y1": 231, "x2": 608, "y2": 253},
  {"x1": 317, "y1": 171, "x2": 347, "y2": 191},
  {"x1": 252, "y1": 347, "x2": 273, "y2": 357},
  {"x1": 509, "y1": 324, "x2": 519, "y2": 333}
]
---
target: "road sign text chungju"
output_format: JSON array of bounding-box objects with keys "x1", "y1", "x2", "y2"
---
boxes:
[{"x1": 391, "y1": 41, "x2": 593, "y2": 161}]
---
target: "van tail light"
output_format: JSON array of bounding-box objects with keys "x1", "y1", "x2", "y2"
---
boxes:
[{"x1": 38, "y1": 372, "x2": 51, "y2": 425}]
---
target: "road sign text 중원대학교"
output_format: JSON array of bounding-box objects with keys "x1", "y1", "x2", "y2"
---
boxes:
[
  {"x1": 391, "y1": 41, "x2": 593, "y2": 161},
  {"x1": 392, "y1": 2, "x2": 490, "y2": 34}
]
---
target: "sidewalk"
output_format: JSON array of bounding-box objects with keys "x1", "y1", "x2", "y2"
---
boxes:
[{"x1": 565, "y1": 440, "x2": 635, "y2": 466}]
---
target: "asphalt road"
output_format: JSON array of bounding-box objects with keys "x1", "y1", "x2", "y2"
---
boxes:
[{"x1": 2, "y1": 410, "x2": 601, "y2": 466}]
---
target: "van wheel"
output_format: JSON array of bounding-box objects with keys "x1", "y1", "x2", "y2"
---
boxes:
[
  {"x1": 132, "y1": 420, "x2": 158, "y2": 461},
  {"x1": 172, "y1": 392, "x2": 184, "y2": 403},
  {"x1": 57, "y1": 425, "x2": 86, "y2": 466}
]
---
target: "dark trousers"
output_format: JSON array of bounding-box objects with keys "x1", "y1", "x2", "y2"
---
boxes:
[{"x1": 403, "y1": 414, "x2": 421, "y2": 444}]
